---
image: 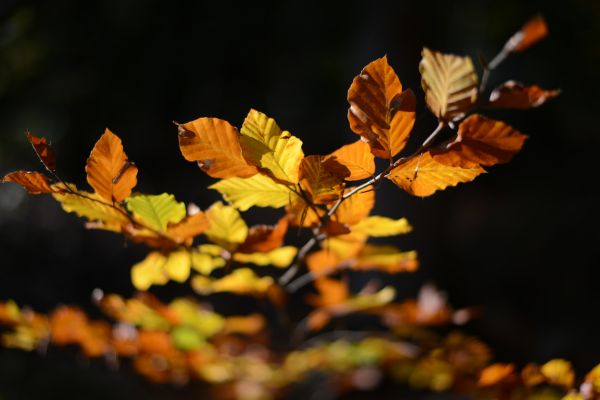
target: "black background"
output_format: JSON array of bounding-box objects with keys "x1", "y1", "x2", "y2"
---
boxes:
[{"x1": 0, "y1": 0, "x2": 599, "y2": 398}]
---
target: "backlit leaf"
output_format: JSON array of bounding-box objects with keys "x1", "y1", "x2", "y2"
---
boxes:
[
  {"x1": 238, "y1": 217, "x2": 288, "y2": 253},
  {"x1": 131, "y1": 252, "x2": 169, "y2": 290},
  {"x1": 163, "y1": 250, "x2": 192, "y2": 283},
  {"x1": 420, "y1": 48, "x2": 478, "y2": 122},
  {"x1": 334, "y1": 186, "x2": 375, "y2": 225},
  {"x1": 86, "y1": 129, "x2": 138, "y2": 202},
  {"x1": 223, "y1": 314, "x2": 265, "y2": 335},
  {"x1": 2, "y1": 171, "x2": 53, "y2": 194},
  {"x1": 191, "y1": 268, "x2": 274, "y2": 296},
  {"x1": 170, "y1": 325, "x2": 204, "y2": 351},
  {"x1": 432, "y1": 114, "x2": 527, "y2": 168},
  {"x1": 541, "y1": 359, "x2": 575, "y2": 388},
  {"x1": 52, "y1": 184, "x2": 129, "y2": 227},
  {"x1": 347, "y1": 56, "x2": 416, "y2": 159},
  {"x1": 387, "y1": 152, "x2": 485, "y2": 197},
  {"x1": 177, "y1": 117, "x2": 258, "y2": 179},
  {"x1": 204, "y1": 202, "x2": 247, "y2": 251},
  {"x1": 351, "y1": 216, "x2": 412, "y2": 237},
  {"x1": 26, "y1": 133, "x2": 56, "y2": 172},
  {"x1": 190, "y1": 251, "x2": 226, "y2": 275},
  {"x1": 479, "y1": 363, "x2": 515, "y2": 386},
  {"x1": 489, "y1": 81, "x2": 560, "y2": 109},
  {"x1": 355, "y1": 245, "x2": 419, "y2": 273},
  {"x1": 504, "y1": 15, "x2": 548, "y2": 53},
  {"x1": 233, "y1": 246, "x2": 297, "y2": 268},
  {"x1": 126, "y1": 193, "x2": 186, "y2": 232},
  {"x1": 327, "y1": 140, "x2": 375, "y2": 181},
  {"x1": 239, "y1": 109, "x2": 304, "y2": 183},
  {"x1": 299, "y1": 155, "x2": 344, "y2": 204},
  {"x1": 166, "y1": 212, "x2": 209, "y2": 244},
  {"x1": 209, "y1": 173, "x2": 297, "y2": 211}
]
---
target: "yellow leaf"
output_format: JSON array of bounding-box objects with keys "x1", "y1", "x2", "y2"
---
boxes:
[
  {"x1": 168, "y1": 299, "x2": 225, "y2": 338},
  {"x1": 347, "y1": 56, "x2": 416, "y2": 159},
  {"x1": 131, "y1": 252, "x2": 169, "y2": 291},
  {"x1": 191, "y1": 249, "x2": 226, "y2": 276},
  {"x1": 355, "y1": 245, "x2": 419, "y2": 273},
  {"x1": 223, "y1": 314, "x2": 265, "y2": 335},
  {"x1": 177, "y1": 117, "x2": 258, "y2": 179},
  {"x1": 233, "y1": 246, "x2": 297, "y2": 268},
  {"x1": 326, "y1": 140, "x2": 375, "y2": 181},
  {"x1": 387, "y1": 152, "x2": 485, "y2": 197},
  {"x1": 239, "y1": 109, "x2": 304, "y2": 183},
  {"x1": 345, "y1": 286, "x2": 396, "y2": 310},
  {"x1": 191, "y1": 268, "x2": 274, "y2": 296},
  {"x1": 479, "y1": 363, "x2": 515, "y2": 386},
  {"x1": 351, "y1": 216, "x2": 412, "y2": 237},
  {"x1": 209, "y1": 173, "x2": 297, "y2": 211},
  {"x1": 420, "y1": 48, "x2": 478, "y2": 122},
  {"x1": 52, "y1": 184, "x2": 129, "y2": 228},
  {"x1": 204, "y1": 202, "x2": 247, "y2": 251},
  {"x1": 85, "y1": 129, "x2": 138, "y2": 202},
  {"x1": 125, "y1": 193, "x2": 186, "y2": 232},
  {"x1": 163, "y1": 251, "x2": 191, "y2": 283},
  {"x1": 541, "y1": 359, "x2": 575, "y2": 388},
  {"x1": 299, "y1": 155, "x2": 344, "y2": 204}
]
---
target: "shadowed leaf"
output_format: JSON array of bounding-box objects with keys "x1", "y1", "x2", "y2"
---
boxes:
[
  {"x1": 300, "y1": 155, "x2": 345, "y2": 204},
  {"x1": 489, "y1": 81, "x2": 560, "y2": 109},
  {"x1": 26, "y1": 133, "x2": 56, "y2": 172},
  {"x1": 326, "y1": 140, "x2": 375, "y2": 181}
]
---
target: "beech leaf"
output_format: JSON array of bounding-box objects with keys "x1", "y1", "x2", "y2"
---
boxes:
[
  {"x1": 26, "y1": 133, "x2": 56, "y2": 172},
  {"x1": 177, "y1": 117, "x2": 258, "y2": 179},
  {"x1": 86, "y1": 129, "x2": 138, "y2": 202},
  {"x1": 2, "y1": 171, "x2": 53, "y2": 194},
  {"x1": 326, "y1": 140, "x2": 375, "y2": 181},
  {"x1": 191, "y1": 268, "x2": 274, "y2": 296},
  {"x1": 350, "y1": 216, "x2": 412, "y2": 237},
  {"x1": 233, "y1": 246, "x2": 297, "y2": 268},
  {"x1": 125, "y1": 193, "x2": 186, "y2": 232},
  {"x1": 52, "y1": 184, "x2": 129, "y2": 227},
  {"x1": 504, "y1": 15, "x2": 548, "y2": 53},
  {"x1": 238, "y1": 217, "x2": 289, "y2": 254},
  {"x1": 489, "y1": 80, "x2": 560, "y2": 109},
  {"x1": 420, "y1": 48, "x2": 478, "y2": 122},
  {"x1": 204, "y1": 201, "x2": 248, "y2": 251},
  {"x1": 299, "y1": 155, "x2": 344, "y2": 204},
  {"x1": 347, "y1": 56, "x2": 416, "y2": 159}
]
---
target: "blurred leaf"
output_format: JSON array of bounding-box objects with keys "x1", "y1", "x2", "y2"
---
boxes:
[
  {"x1": 233, "y1": 246, "x2": 297, "y2": 267},
  {"x1": 192, "y1": 268, "x2": 274, "y2": 296},
  {"x1": 351, "y1": 216, "x2": 412, "y2": 237},
  {"x1": 204, "y1": 201, "x2": 248, "y2": 251},
  {"x1": 489, "y1": 81, "x2": 560, "y2": 109},
  {"x1": 504, "y1": 15, "x2": 548, "y2": 53}
]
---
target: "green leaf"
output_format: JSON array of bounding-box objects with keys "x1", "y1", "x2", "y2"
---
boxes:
[{"x1": 125, "y1": 193, "x2": 186, "y2": 231}]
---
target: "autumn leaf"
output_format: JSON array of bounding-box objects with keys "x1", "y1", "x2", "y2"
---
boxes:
[
  {"x1": 334, "y1": 186, "x2": 375, "y2": 225},
  {"x1": 237, "y1": 217, "x2": 288, "y2": 253},
  {"x1": 350, "y1": 216, "x2": 412, "y2": 237},
  {"x1": 204, "y1": 201, "x2": 248, "y2": 251},
  {"x1": 2, "y1": 171, "x2": 53, "y2": 194},
  {"x1": 86, "y1": 129, "x2": 138, "y2": 202},
  {"x1": 286, "y1": 197, "x2": 325, "y2": 227},
  {"x1": 489, "y1": 81, "x2": 560, "y2": 109},
  {"x1": 420, "y1": 48, "x2": 478, "y2": 122},
  {"x1": 239, "y1": 109, "x2": 304, "y2": 183},
  {"x1": 387, "y1": 152, "x2": 485, "y2": 197},
  {"x1": 52, "y1": 183, "x2": 129, "y2": 227},
  {"x1": 131, "y1": 252, "x2": 171, "y2": 290},
  {"x1": 479, "y1": 363, "x2": 515, "y2": 387},
  {"x1": 191, "y1": 268, "x2": 274, "y2": 296},
  {"x1": 26, "y1": 133, "x2": 56, "y2": 172},
  {"x1": 504, "y1": 15, "x2": 548, "y2": 53},
  {"x1": 190, "y1": 249, "x2": 226, "y2": 276},
  {"x1": 233, "y1": 246, "x2": 297, "y2": 268},
  {"x1": 299, "y1": 155, "x2": 344, "y2": 204},
  {"x1": 541, "y1": 359, "x2": 575, "y2": 389},
  {"x1": 326, "y1": 140, "x2": 375, "y2": 181},
  {"x1": 126, "y1": 193, "x2": 186, "y2": 232},
  {"x1": 347, "y1": 56, "x2": 416, "y2": 159},
  {"x1": 222, "y1": 314, "x2": 265, "y2": 335},
  {"x1": 355, "y1": 245, "x2": 418, "y2": 273},
  {"x1": 166, "y1": 212, "x2": 209, "y2": 244},
  {"x1": 431, "y1": 114, "x2": 528, "y2": 168},
  {"x1": 177, "y1": 117, "x2": 257, "y2": 179},
  {"x1": 209, "y1": 173, "x2": 297, "y2": 211}
]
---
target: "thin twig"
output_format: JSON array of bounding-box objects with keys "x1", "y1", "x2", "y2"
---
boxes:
[{"x1": 278, "y1": 236, "x2": 319, "y2": 286}]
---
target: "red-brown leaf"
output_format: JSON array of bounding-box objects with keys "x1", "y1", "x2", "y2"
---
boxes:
[
  {"x1": 2, "y1": 171, "x2": 53, "y2": 194},
  {"x1": 504, "y1": 15, "x2": 548, "y2": 53},
  {"x1": 26, "y1": 133, "x2": 56, "y2": 172},
  {"x1": 238, "y1": 217, "x2": 289, "y2": 253},
  {"x1": 489, "y1": 81, "x2": 560, "y2": 109}
]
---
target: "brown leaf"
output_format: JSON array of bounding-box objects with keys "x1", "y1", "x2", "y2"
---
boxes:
[
  {"x1": 326, "y1": 140, "x2": 375, "y2": 181},
  {"x1": 432, "y1": 114, "x2": 528, "y2": 168},
  {"x1": 178, "y1": 117, "x2": 258, "y2": 179},
  {"x1": 300, "y1": 155, "x2": 344, "y2": 205},
  {"x1": 479, "y1": 363, "x2": 515, "y2": 387},
  {"x1": 26, "y1": 133, "x2": 56, "y2": 172},
  {"x1": 347, "y1": 56, "x2": 416, "y2": 159},
  {"x1": 2, "y1": 171, "x2": 53, "y2": 194},
  {"x1": 86, "y1": 129, "x2": 138, "y2": 202},
  {"x1": 489, "y1": 80, "x2": 560, "y2": 109},
  {"x1": 387, "y1": 152, "x2": 485, "y2": 197},
  {"x1": 504, "y1": 15, "x2": 548, "y2": 53},
  {"x1": 238, "y1": 217, "x2": 289, "y2": 253}
]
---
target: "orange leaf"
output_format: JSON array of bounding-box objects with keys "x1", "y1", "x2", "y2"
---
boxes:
[
  {"x1": 2, "y1": 171, "x2": 53, "y2": 194},
  {"x1": 238, "y1": 217, "x2": 288, "y2": 253},
  {"x1": 348, "y1": 56, "x2": 416, "y2": 159},
  {"x1": 479, "y1": 363, "x2": 515, "y2": 386},
  {"x1": 387, "y1": 152, "x2": 485, "y2": 197},
  {"x1": 26, "y1": 133, "x2": 56, "y2": 172},
  {"x1": 505, "y1": 15, "x2": 548, "y2": 53},
  {"x1": 299, "y1": 155, "x2": 344, "y2": 204},
  {"x1": 306, "y1": 249, "x2": 341, "y2": 274},
  {"x1": 311, "y1": 278, "x2": 348, "y2": 308},
  {"x1": 489, "y1": 81, "x2": 560, "y2": 109},
  {"x1": 432, "y1": 114, "x2": 528, "y2": 168},
  {"x1": 334, "y1": 186, "x2": 374, "y2": 225},
  {"x1": 326, "y1": 140, "x2": 375, "y2": 181},
  {"x1": 166, "y1": 212, "x2": 209, "y2": 244},
  {"x1": 286, "y1": 197, "x2": 324, "y2": 227},
  {"x1": 177, "y1": 117, "x2": 258, "y2": 179},
  {"x1": 85, "y1": 129, "x2": 138, "y2": 202}
]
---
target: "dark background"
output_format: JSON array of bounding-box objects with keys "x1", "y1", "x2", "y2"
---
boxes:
[{"x1": 0, "y1": 0, "x2": 598, "y2": 398}]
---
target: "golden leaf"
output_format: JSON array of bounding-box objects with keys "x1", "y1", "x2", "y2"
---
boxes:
[
  {"x1": 387, "y1": 152, "x2": 485, "y2": 197},
  {"x1": 85, "y1": 129, "x2": 138, "y2": 202},
  {"x1": 350, "y1": 216, "x2": 412, "y2": 237},
  {"x1": 239, "y1": 109, "x2": 304, "y2": 183},
  {"x1": 191, "y1": 268, "x2": 274, "y2": 296},
  {"x1": 355, "y1": 245, "x2": 418, "y2": 273},
  {"x1": 299, "y1": 155, "x2": 344, "y2": 204},
  {"x1": 177, "y1": 117, "x2": 258, "y2": 179},
  {"x1": 2, "y1": 171, "x2": 53, "y2": 194},
  {"x1": 347, "y1": 56, "x2": 416, "y2": 159},
  {"x1": 326, "y1": 140, "x2": 375, "y2": 181},
  {"x1": 541, "y1": 359, "x2": 575, "y2": 389},
  {"x1": 233, "y1": 246, "x2": 297, "y2": 268},
  {"x1": 419, "y1": 48, "x2": 478, "y2": 122},
  {"x1": 334, "y1": 186, "x2": 375, "y2": 225},
  {"x1": 209, "y1": 173, "x2": 297, "y2": 211},
  {"x1": 131, "y1": 252, "x2": 169, "y2": 290},
  {"x1": 52, "y1": 184, "x2": 129, "y2": 227},
  {"x1": 204, "y1": 202, "x2": 248, "y2": 251},
  {"x1": 478, "y1": 363, "x2": 515, "y2": 386}
]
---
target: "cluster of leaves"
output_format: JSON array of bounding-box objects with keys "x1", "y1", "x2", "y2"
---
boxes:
[{"x1": 0, "y1": 15, "x2": 572, "y2": 399}]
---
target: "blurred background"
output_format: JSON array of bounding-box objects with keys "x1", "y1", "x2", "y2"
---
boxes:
[{"x1": 0, "y1": 0, "x2": 598, "y2": 398}]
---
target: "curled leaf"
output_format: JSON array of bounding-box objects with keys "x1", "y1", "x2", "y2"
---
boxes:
[
  {"x1": 2, "y1": 171, "x2": 53, "y2": 194},
  {"x1": 504, "y1": 15, "x2": 548, "y2": 53},
  {"x1": 238, "y1": 217, "x2": 288, "y2": 254},
  {"x1": 26, "y1": 133, "x2": 56, "y2": 172},
  {"x1": 489, "y1": 81, "x2": 560, "y2": 109}
]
